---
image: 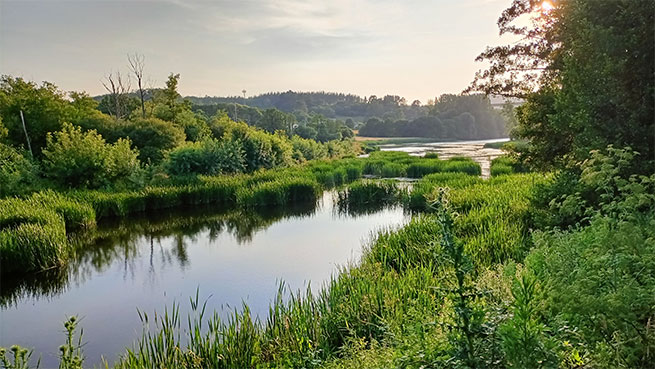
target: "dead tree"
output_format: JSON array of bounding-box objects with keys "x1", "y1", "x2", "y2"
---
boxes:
[
  {"x1": 102, "y1": 71, "x2": 131, "y2": 120},
  {"x1": 127, "y1": 53, "x2": 147, "y2": 118}
]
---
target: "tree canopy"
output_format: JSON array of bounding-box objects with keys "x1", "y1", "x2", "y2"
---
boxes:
[{"x1": 469, "y1": 0, "x2": 654, "y2": 169}]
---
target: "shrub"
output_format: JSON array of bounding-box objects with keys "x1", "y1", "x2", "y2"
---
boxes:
[
  {"x1": 0, "y1": 143, "x2": 39, "y2": 197},
  {"x1": 42, "y1": 123, "x2": 140, "y2": 189},
  {"x1": 116, "y1": 118, "x2": 185, "y2": 164},
  {"x1": 526, "y1": 215, "x2": 655, "y2": 368},
  {"x1": 165, "y1": 139, "x2": 245, "y2": 177},
  {"x1": 172, "y1": 109, "x2": 211, "y2": 142},
  {"x1": 291, "y1": 135, "x2": 329, "y2": 161},
  {"x1": 221, "y1": 119, "x2": 294, "y2": 171},
  {"x1": 532, "y1": 146, "x2": 655, "y2": 228}
]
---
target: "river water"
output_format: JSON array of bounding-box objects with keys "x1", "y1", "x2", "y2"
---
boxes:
[
  {"x1": 378, "y1": 138, "x2": 509, "y2": 178},
  {"x1": 0, "y1": 191, "x2": 408, "y2": 367},
  {"x1": 1, "y1": 138, "x2": 508, "y2": 367}
]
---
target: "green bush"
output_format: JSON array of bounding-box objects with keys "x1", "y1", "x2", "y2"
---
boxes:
[
  {"x1": 526, "y1": 215, "x2": 655, "y2": 368},
  {"x1": 0, "y1": 143, "x2": 39, "y2": 197},
  {"x1": 165, "y1": 139, "x2": 245, "y2": 177},
  {"x1": 116, "y1": 118, "x2": 185, "y2": 164},
  {"x1": 532, "y1": 146, "x2": 655, "y2": 228},
  {"x1": 42, "y1": 123, "x2": 140, "y2": 189},
  {"x1": 291, "y1": 135, "x2": 329, "y2": 161}
]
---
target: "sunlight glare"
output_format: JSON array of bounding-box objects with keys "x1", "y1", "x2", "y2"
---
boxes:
[{"x1": 541, "y1": 1, "x2": 554, "y2": 12}]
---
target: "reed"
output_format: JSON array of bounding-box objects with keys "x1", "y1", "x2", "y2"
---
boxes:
[
  {"x1": 2, "y1": 171, "x2": 550, "y2": 368},
  {"x1": 337, "y1": 180, "x2": 401, "y2": 207},
  {"x1": 1, "y1": 153, "x2": 481, "y2": 275}
]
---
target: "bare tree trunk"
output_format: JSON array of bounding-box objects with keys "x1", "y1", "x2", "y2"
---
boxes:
[
  {"x1": 128, "y1": 53, "x2": 147, "y2": 118},
  {"x1": 19, "y1": 110, "x2": 33, "y2": 157},
  {"x1": 102, "y1": 71, "x2": 131, "y2": 120}
]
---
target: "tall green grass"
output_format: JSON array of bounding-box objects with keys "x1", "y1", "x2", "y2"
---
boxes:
[
  {"x1": 2, "y1": 171, "x2": 547, "y2": 368},
  {"x1": 446, "y1": 173, "x2": 548, "y2": 266},
  {"x1": 0, "y1": 192, "x2": 95, "y2": 273},
  {"x1": 337, "y1": 180, "x2": 401, "y2": 206},
  {"x1": 1, "y1": 152, "x2": 481, "y2": 275}
]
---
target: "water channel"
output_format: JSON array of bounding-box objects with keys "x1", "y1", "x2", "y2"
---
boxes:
[
  {"x1": 0, "y1": 192, "x2": 408, "y2": 367},
  {"x1": 0, "y1": 138, "x2": 508, "y2": 367}
]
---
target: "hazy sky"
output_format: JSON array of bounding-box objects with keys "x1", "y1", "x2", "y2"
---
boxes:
[{"x1": 1, "y1": 0, "x2": 515, "y2": 102}]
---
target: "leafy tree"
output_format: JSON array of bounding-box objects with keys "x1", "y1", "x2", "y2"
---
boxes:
[
  {"x1": 218, "y1": 117, "x2": 293, "y2": 171},
  {"x1": 0, "y1": 116, "x2": 7, "y2": 140},
  {"x1": 172, "y1": 110, "x2": 210, "y2": 142},
  {"x1": 470, "y1": 0, "x2": 654, "y2": 168},
  {"x1": 0, "y1": 76, "x2": 74, "y2": 155},
  {"x1": 290, "y1": 135, "x2": 328, "y2": 161},
  {"x1": 115, "y1": 118, "x2": 185, "y2": 164},
  {"x1": 257, "y1": 108, "x2": 293, "y2": 134},
  {"x1": 294, "y1": 125, "x2": 317, "y2": 140}
]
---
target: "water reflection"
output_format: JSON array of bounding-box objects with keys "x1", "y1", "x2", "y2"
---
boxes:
[
  {"x1": 1, "y1": 200, "x2": 319, "y2": 308},
  {"x1": 2, "y1": 190, "x2": 410, "y2": 368}
]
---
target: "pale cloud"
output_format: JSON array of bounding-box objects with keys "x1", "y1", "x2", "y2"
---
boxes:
[{"x1": 1, "y1": 0, "x2": 514, "y2": 102}]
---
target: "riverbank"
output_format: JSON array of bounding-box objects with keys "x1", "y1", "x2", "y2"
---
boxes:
[
  {"x1": 0, "y1": 152, "x2": 481, "y2": 275},
  {"x1": 2, "y1": 158, "x2": 544, "y2": 368}
]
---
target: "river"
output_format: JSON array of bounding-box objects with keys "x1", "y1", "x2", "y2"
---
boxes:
[{"x1": 0, "y1": 191, "x2": 408, "y2": 367}]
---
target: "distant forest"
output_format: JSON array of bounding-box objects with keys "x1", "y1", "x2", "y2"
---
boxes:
[{"x1": 187, "y1": 91, "x2": 512, "y2": 140}]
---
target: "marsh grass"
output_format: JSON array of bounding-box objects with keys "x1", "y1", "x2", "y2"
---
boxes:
[
  {"x1": 1, "y1": 170, "x2": 546, "y2": 369},
  {"x1": 1, "y1": 152, "x2": 484, "y2": 275},
  {"x1": 447, "y1": 174, "x2": 548, "y2": 266}
]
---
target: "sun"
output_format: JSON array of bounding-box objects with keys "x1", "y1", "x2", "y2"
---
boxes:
[{"x1": 541, "y1": 1, "x2": 554, "y2": 12}]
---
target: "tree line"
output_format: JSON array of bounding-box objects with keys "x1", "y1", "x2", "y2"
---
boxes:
[
  {"x1": 0, "y1": 70, "x2": 357, "y2": 196},
  {"x1": 358, "y1": 94, "x2": 508, "y2": 139},
  {"x1": 186, "y1": 91, "x2": 430, "y2": 122}
]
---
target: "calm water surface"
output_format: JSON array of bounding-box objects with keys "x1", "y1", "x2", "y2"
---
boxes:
[
  {"x1": 379, "y1": 138, "x2": 509, "y2": 178},
  {"x1": 0, "y1": 191, "x2": 408, "y2": 367}
]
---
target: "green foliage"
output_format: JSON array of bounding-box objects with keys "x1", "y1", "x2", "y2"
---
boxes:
[
  {"x1": 337, "y1": 180, "x2": 401, "y2": 213},
  {"x1": 257, "y1": 108, "x2": 294, "y2": 134},
  {"x1": 165, "y1": 139, "x2": 245, "y2": 177},
  {"x1": 291, "y1": 135, "x2": 329, "y2": 161},
  {"x1": 0, "y1": 345, "x2": 35, "y2": 369},
  {"x1": 471, "y1": 0, "x2": 654, "y2": 170},
  {"x1": 0, "y1": 143, "x2": 40, "y2": 197},
  {"x1": 500, "y1": 273, "x2": 556, "y2": 368},
  {"x1": 358, "y1": 94, "x2": 506, "y2": 140},
  {"x1": 218, "y1": 118, "x2": 294, "y2": 171},
  {"x1": 532, "y1": 146, "x2": 655, "y2": 228},
  {"x1": 42, "y1": 123, "x2": 140, "y2": 189},
  {"x1": 527, "y1": 215, "x2": 655, "y2": 368},
  {"x1": 236, "y1": 177, "x2": 319, "y2": 207},
  {"x1": 429, "y1": 190, "x2": 488, "y2": 368},
  {"x1": 0, "y1": 116, "x2": 8, "y2": 140},
  {"x1": 0, "y1": 76, "x2": 75, "y2": 155},
  {"x1": 59, "y1": 317, "x2": 84, "y2": 369},
  {"x1": 359, "y1": 151, "x2": 481, "y2": 179},
  {"x1": 0, "y1": 316, "x2": 84, "y2": 369},
  {"x1": 172, "y1": 109, "x2": 211, "y2": 142},
  {"x1": 0, "y1": 190, "x2": 95, "y2": 273},
  {"x1": 490, "y1": 155, "x2": 527, "y2": 177},
  {"x1": 447, "y1": 174, "x2": 547, "y2": 266},
  {"x1": 115, "y1": 118, "x2": 185, "y2": 164}
]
